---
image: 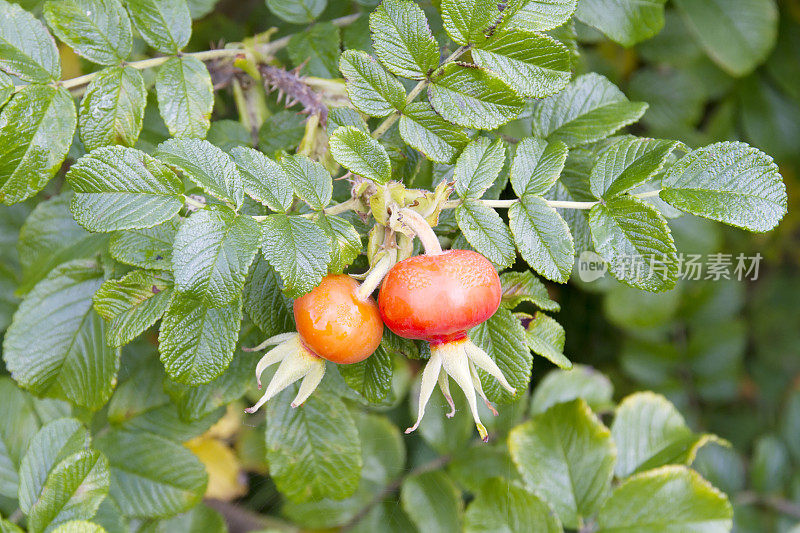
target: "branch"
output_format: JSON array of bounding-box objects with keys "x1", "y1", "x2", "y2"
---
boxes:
[{"x1": 443, "y1": 190, "x2": 665, "y2": 211}]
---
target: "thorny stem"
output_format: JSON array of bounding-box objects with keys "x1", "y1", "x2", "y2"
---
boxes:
[
  {"x1": 397, "y1": 208, "x2": 442, "y2": 255},
  {"x1": 354, "y1": 248, "x2": 397, "y2": 301},
  {"x1": 372, "y1": 45, "x2": 472, "y2": 140}
]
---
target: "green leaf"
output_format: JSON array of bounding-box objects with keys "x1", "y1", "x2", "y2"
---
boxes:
[
  {"x1": 473, "y1": 29, "x2": 570, "y2": 98},
  {"x1": 230, "y1": 146, "x2": 294, "y2": 212},
  {"x1": 156, "y1": 138, "x2": 243, "y2": 207},
  {"x1": 429, "y1": 63, "x2": 524, "y2": 130},
  {"x1": 465, "y1": 477, "x2": 561, "y2": 533},
  {"x1": 79, "y1": 66, "x2": 147, "y2": 151},
  {"x1": 266, "y1": 389, "x2": 362, "y2": 502},
  {"x1": 401, "y1": 471, "x2": 463, "y2": 533},
  {"x1": 279, "y1": 153, "x2": 332, "y2": 210},
  {"x1": 750, "y1": 435, "x2": 790, "y2": 494},
  {"x1": 398, "y1": 101, "x2": 470, "y2": 164},
  {"x1": 509, "y1": 399, "x2": 616, "y2": 529},
  {"x1": 156, "y1": 56, "x2": 213, "y2": 139},
  {"x1": 500, "y1": 0, "x2": 577, "y2": 32},
  {"x1": 17, "y1": 193, "x2": 109, "y2": 294},
  {"x1": 611, "y1": 392, "x2": 718, "y2": 478},
  {"x1": 187, "y1": 0, "x2": 219, "y2": 18},
  {"x1": 0, "y1": 0, "x2": 60, "y2": 82},
  {"x1": 0, "y1": 379, "x2": 43, "y2": 498},
  {"x1": 329, "y1": 126, "x2": 392, "y2": 185},
  {"x1": 50, "y1": 522, "x2": 105, "y2": 533},
  {"x1": 510, "y1": 137, "x2": 568, "y2": 197},
  {"x1": 524, "y1": 311, "x2": 571, "y2": 369},
  {"x1": 126, "y1": 0, "x2": 191, "y2": 53},
  {"x1": 499, "y1": 270, "x2": 560, "y2": 311},
  {"x1": 532, "y1": 73, "x2": 648, "y2": 147},
  {"x1": 575, "y1": 0, "x2": 667, "y2": 47},
  {"x1": 589, "y1": 136, "x2": 678, "y2": 199},
  {"x1": 144, "y1": 505, "x2": 226, "y2": 533},
  {"x1": 287, "y1": 22, "x2": 340, "y2": 78},
  {"x1": 258, "y1": 111, "x2": 305, "y2": 156},
  {"x1": 588, "y1": 195, "x2": 677, "y2": 291},
  {"x1": 43, "y1": 0, "x2": 132, "y2": 64},
  {"x1": 339, "y1": 339, "x2": 393, "y2": 403},
  {"x1": 596, "y1": 465, "x2": 732, "y2": 532},
  {"x1": 660, "y1": 141, "x2": 787, "y2": 232},
  {"x1": 316, "y1": 213, "x2": 361, "y2": 274},
  {"x1": 0, "y1": 85, "x2": 76, "y2": 205},
  {"x1": 370, "y1": 0, "x2": 439, "y2": 79},
  {"x1": 66, "y1": 146, "x2": 184, "y2": 232},
  {"x1": 455, "y1": 200, "x2": 515, "y2": 268},
  {"x1": 95, "y1": 429, "x2": 207, "y2": 518},
  {"x1": 260, "y1": 213, "x2": 332, "y2": 298},
  {"x1": 93, "y1": 269, "x2": 173, "y2": 347},
  {"x1": 673, "y1": 0, "x2": 777, "y2": 77},
  {"x1": 108, "y1": 217, "x2": 179, "y2": 271},
  {"x1": 266, "y1": 0, "x2": 326, "y2": 24},
  {"x1": 453, "y1": 137, "x2": 506, "y2": 199},
  {"x1": 172, "y1": 206, "x2": 260, "y2": 307},
  {"x1": 470, "y1": 307, "x2": 532, "y2": 404},
  {"x1": 3, "y1": 261, "x2": 120, "y2": 409},
  {"x1": 0, "y1": 71, "x2": 12, "y2": 108},
  {"x1": 440, "y1": 0, "x2": 501, "y2": 45},
  {"x1": 531, "y1": 365, "x2": 613, "y2": 414},
  {"x1": 242, "y1": 254, "x2": 294, "y2": 337},
  {"x1": 341, "y1": 49, "x2": 407, "y2": 118},
  {"x1": 510, "y1": 195, "x2": 574, "y2": 283},
  {"x1": 158, "y1": 294, "x2": 241, "y2": 384},
  {"x1": 328, "y1": 107, "x2": 369, "y2": 133}
]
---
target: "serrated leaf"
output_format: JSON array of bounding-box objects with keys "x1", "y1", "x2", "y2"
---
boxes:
[
  {"x1": 500, "y1": 0, "x2": 577, "y2": 32},
  {"x1": 0, "y1": 0, "x2": 60, "y2": 82},
  {"x1": 95, "y1": 429, "x2": 207, "y2": 518},
  {"x1": 0, "y1": 71, "x2": 12, "y2": 108},
  {"x1": 172, "y1": 206, "x2": 259, "y2": 307},
  {"x1": 339, "y1": 339, "x2": 393, "y2": 403},
  {"x1": 673, "y1": 0, "x2": 777, "y2": 77},
  {"x1": 79, "y1": 66, "x2": 146, "y2": 151},
  {"x1": 531, "y1": 365, "x2": 613, "y2": 414},
  {"x1": 429, "y1": 63, "x2": 524, "y2": 130},
  {"x1": 340, "y1": 50, "x2": 407, "y2": 117},
  {"x1": 465, "y1": 477, "x2": 561, "y2": 533},
  {"x1": 327, "y1": 107, "x2": 369, "y2": 133},
  {"x1": 660, "y1": 141, "x2": 786, "y2": 232},
  {"x1": 0, "y1": 85, "x2": 76, "y2": 205},
  {"x1": 242, "y1": 254, "x2": 294, "y2": 337},
  {"x1": 329, "y1": 126, "x2": 392, "y2": 184},
  {"x1": 588, "y1": 195, "x2": 677, "y2": 291},
  {"x1": 453, "y1": 137, "x2": 506, "y2": 199},
  {"x1": 3, "y1": 261, "x2": 120, "y2": 409},
  {"x1": 158, "y1": 294, "x2": 241, "y2": 384},
  {"x1": 156, "y1": 56, "x2": 213, "y2": 139},
  {"x1": 455, "y1": 200, "x2": 515, "y2": 268},
  {"x1": 509, "y1": 399, "x2": 616, "y2": 529},
  {"x1": 17, "y1": 193, "x2": 109, "y2": 295},
  {"x1": 499, "y1": 270, "x2": 560, "y2": 311},
  {"x1": 266, "y1": 389, "x2": 362, "y2": 502},
  {"x1": 532, "y1": 73, "x2": 648, "y2": 147},
  {"x1": 259, "y1": 213, "x2": 332, "y2": 298},
  {"x1": 401, "y1": 471, "x2": 463, "y2": 533},
  {"x1": 126, "y1": 0, "x2": 191, "y2": 53},
  {"x1": 589, "y1": 136, "x2": 678, "y2": 199},
  {"x1": 156, "y1": 138, "x2": 243, "y2": 206},
  {"x1": 399, "y1": 101, "x2": 470, "y2": 164},
  {"x1": 316, "y1": 213, "x2": 361, "y2": 274},
  {"x1": 230, "y1": 146, "x2": 293, "y2": 212},
  {"x1": 524, "y1": 312, "x2": 571, "y2": 369},
  {"x1": 473, "y1": 29, "x2": 570, "y2": 98},
  {"x1": 266, "y1": 0, "x2": 325, "y2": 24},
  {"x1": 279, "y1": 153, "x2": 332, "y2": 210},
  {"x1": 440, "y1": 0, "x2": 501, "y2": 45},
  {"x1": 370, "y1": 0, "x2": 439, "y2": 79},
  {"x1": 44, "y1": 0, "x2": 132, "y2": 64},
  {"x1": 510, "y1": 196, "x2": 574, "y2": 283},
  {"x1": 575, "y1": 0, "x2": 667, "y2": 47},
  {"x1": 66, "y1": 146, "x2": 184, "y2": 232},
  {"x1": 0, "y1": 379, "x2": 43, "y2": 498},
  {"x1": 470, "y1": 307, "x2": 532, "y2": 404},
  {"x1": 287, "y1": 22, "x2": 340, "y2": 78},
  {"x1": 93, "y1": 270, "x2": 173, "y2": 347},
  {"x1": 510, "y1": 137, "x2": 568, "y2": 197},
  {"x1": 108, "y1": 217, "x2": 178, "y2": 271},
  {"x1": 597, "y1": 465, "x2": 732, "y2": 532},
  {"x1": 612, "y1": 392, "x2": 717, "y2": 478}
]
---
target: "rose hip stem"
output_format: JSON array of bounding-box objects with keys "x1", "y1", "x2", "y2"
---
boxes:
[{"x1": 396, "y1": 208, "x2": 443, "y2": 255}]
